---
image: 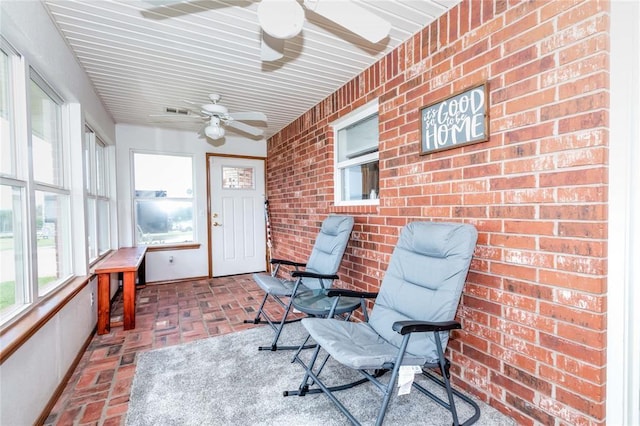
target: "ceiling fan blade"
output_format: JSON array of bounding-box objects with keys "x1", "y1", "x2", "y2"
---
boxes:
[
  {"x1": 149, "y1": 114, "x2": 203, "y2": 119},
  {"x1": 142, "y1": 0, "x2": 184, "y2": 6},
  {"x1": 303, "y1": 0, "x2": 391, "y2": 44},
  {"x1": 260, "y1": 32, "x2": 285, "y2": 61},
  {"x1": 141, "y1": 0, "x2": 234, "y2": 20},
  {"x1": 180, "y1": 102, "x2": 209, "y2": 115},
  {"x1": 197, "y1": 122, "x2": 207, "y2": 138},
  {"x1": 229, "y1": 111, "x2": 268, "y2": 122},
  {"x1": 226, "y1": 120, "x2": 264, "y2": 137},
  {"x1": 183, "y1": 99, "x2": 202, "y2": 107}
]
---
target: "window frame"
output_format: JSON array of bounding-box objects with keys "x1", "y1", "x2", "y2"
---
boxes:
[
  {"x1": 0, "y1": 38, "x2": 30, "y2": 322},
  {"x1": 28, "y1": 68, "x2": 73, "y2": 298},
  {"x1": 333, "y1": 100, "x2": 380, "y2": 206},
  {"x1": 29, "y1": 68, "x2": 65, "y2": 187},
  {"x1": 0, "y1": 37, "x2": 84, "y2": 326},
  {"x1": 131, "y1": 151, "x2": 196, "y2": 246},
  {"x1": 1, "y1": 39, "x2": 18, "y2": 179},
  {"x1": 84, "y1": 126, "x2": 111, "y2": 263}
]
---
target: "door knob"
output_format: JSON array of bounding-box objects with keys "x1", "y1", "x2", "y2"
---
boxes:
[{"x1": 212, "y1": 221, "x2": 222, "y2": 227}]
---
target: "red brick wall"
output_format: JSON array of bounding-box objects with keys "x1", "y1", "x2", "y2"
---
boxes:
[{"x1": 266, "y1": 1, "x2": 609, "y2": 424}]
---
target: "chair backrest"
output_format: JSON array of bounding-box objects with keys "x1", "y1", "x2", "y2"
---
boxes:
[
  {"x1": 303, "y1": 215, "x2": 354, "y2": 290},
  {"x1": 368, "y1": 221, "x2": 478, "y2": 363}
]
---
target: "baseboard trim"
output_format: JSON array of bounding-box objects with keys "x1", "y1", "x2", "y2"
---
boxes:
[{"x1": 146, "y1": 276, "x2": 209, "y2": 286}]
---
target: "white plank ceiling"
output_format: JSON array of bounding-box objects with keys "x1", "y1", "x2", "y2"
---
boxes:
[{"x1": 43, "y1": 0, "x2": 459, "y2": 139}]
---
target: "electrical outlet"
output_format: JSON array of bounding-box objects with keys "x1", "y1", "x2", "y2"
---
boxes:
[{"x1": 90, "y1": 292, "x2": 95, "y2": 307}]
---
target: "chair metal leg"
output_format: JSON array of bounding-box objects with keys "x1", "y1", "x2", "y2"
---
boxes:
[
  {"x1": 373, "y1": 334, "x2": 411, "y2": 426},
  {"x1": 244, "y1": 285, "x2": 306, "y2": 351},
  {"x1": 415, "y1": 368, "x2": 481, "y2": 426},
  {"x1": 285, "y1": 331, "x2": 480, "y2": 426},
  {"x1": 285, "y1": 342, "x2": 384, "y2": 397},
  {"x1": 283, "y1": 337, "x2": 411, "y2": 426},
  {"x1": 290, "y1": 334, "x2": 319, "y2": 363},
  {"x1": 244, "y1": 292, "x2": 298, "y2": 329},
  {"x1": 409, "y1": 334, "x2": 480, "y2": 426},
  {"x1": 259, "y1": 292, "x2": 295, "y2": 351},
  {"x1": 435, "y1": 336, "x2": 460, "y2": 425},
  {"x1": 244, "y1": 291, "x2": 270, "y2": 324},
  {"x1": 249, "y1": 278, "x2": 316, "y2": 351}
]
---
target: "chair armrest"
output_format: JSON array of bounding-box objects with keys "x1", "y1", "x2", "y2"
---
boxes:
[
  {"x1": 392, "y1": 320, "x2": 461, "y2": 335},
  {"x1": 325, "y1": 288, "x2": 378, "y2": 299},
  {"x1": 270, "y1": 258, "x2": 307, "y2": 268},
  {"x1": 290, "y1": 271, "x2": 339, "y2": 280}
]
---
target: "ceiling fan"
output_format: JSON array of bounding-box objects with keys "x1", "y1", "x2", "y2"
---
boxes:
[
  {"x1": 151, "y1": 94, "x2": 268, "y2": 140},
  {"x1": 142, "y1": 0, "x2": 392, "y2": 61}
]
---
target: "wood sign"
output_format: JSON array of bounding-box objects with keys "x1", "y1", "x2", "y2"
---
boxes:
[{"x1": 420, "y1": 82, "x2": 489, "y2": 155}]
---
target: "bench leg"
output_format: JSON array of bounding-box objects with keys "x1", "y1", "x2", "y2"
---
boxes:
[
  {"x1": 123, "y1": 271, "x2": 136, "y2": 330},
  {"x1": 97, "y1": 273, "x2": 110, "y2": 335}
]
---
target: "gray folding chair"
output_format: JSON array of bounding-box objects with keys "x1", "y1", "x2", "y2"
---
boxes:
[
  {"x1": 246, "y1": 215, "x2": 354, "y2": 351},
  {"x1": 285, "y1": 221, "x2": 480, "y2": 425}
]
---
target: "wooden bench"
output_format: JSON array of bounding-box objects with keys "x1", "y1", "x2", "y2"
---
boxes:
[{"x1": 95, "y1": 246, "x2": 147, "y2": 335}]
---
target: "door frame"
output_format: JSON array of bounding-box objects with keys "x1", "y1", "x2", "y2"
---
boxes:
[
  {"x1": 205, "y1": 153, "x2": 267, "y2": 278},
  {"x1": 607, "y1": 2, "x2": 640, "y2": 424}
]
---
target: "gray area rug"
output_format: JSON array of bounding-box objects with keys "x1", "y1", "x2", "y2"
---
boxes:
[{"x1": 126, "y1": 323, "x2": 514, "y2": 426}]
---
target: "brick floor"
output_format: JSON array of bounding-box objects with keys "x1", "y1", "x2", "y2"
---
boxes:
[{"x1": 43, "y1": 274, "x2": 291, "y2": 426}]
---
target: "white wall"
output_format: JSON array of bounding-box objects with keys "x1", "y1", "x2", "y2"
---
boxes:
[
  {"x1": 0, "y1": 2, "x2": 114, "y2": 424},
  {"x1": 0, "y1": 282, "x2": 98, "y2": 425},
  {"x1": 115, "y1": 124, "x2": 266, "y2": 282}
]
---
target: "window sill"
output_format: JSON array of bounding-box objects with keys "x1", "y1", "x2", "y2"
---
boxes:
[
  {"x1": 0, "y1": 275, "x2": 92, "y2": 363},
  {"x1": 145, "y1": 243, "x2": 201, "y2": 252},
  {"x1": 330, "y1": 204, "x2": 379, "y2": 214},
  {"x1": 88, "y1": 251, "x2": 114, "y2": 270}
]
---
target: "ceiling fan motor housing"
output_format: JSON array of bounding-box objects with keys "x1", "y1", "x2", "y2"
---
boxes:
[
  {"x1": 257, "y1": 0, "x2": 305, "y2": 40},
  {"x1": 202, "y1": 103, "x2": 228, "y2": 115}
]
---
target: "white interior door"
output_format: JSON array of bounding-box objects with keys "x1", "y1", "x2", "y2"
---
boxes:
[{"x1": 209, "y1": 156, "x2": 266, "y2": 277}]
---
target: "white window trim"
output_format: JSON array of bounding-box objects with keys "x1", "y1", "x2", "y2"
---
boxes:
[
  {"x1": 333, "y1": 100, "x2": 379, "y2": 206},
  {"x1": 84, "y1": 127, "x2": 111, "y2": 263},
  {"x1": 130, "y1": 150, "x2": 196, "y2": 246},
  {"x1": 607, "y1": 1, "x2": 640, "y2": 424}
]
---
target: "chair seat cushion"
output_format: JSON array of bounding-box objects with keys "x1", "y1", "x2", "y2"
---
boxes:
[
  {"x1": 253, "y1": 273, "x2": 311, "y2": 296},
  {"x1": 302, "y1": 318, "x2": 427, "y2": 370}
]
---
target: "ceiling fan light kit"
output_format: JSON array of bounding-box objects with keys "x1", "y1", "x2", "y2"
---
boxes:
[
  {"x1": 205, "y1": 124, "x2": 225, "y2": 140},
  {"x1": 205, "y1": 116, "x2": 225, "y2": 139}
]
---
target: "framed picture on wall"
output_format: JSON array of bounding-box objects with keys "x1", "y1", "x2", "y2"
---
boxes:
[{"x1": 419, "y1": 82, "x2": 489, "y2": 155}]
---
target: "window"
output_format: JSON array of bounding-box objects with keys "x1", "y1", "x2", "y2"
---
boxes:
[
  {"x1": 334, "y1": 101, "x2": 380, "y2": 205},
  {"x1": 0, "y1": 185, "x2": 27, "y2": 317},
  {"x1": 1, "y1": 46, "x2": 15, "y2": 177},
  {"x1": 30, "y1": 69, "x2": 72, "y2": 296},
  {"x1": 222, "y1": 166, "x2": 255, "y2": 189},
  {"x1": 133, "y1": 152, "x2": 194, "y2": 245},
  {"x1": 1, "y1": 39, "x2": 76, "y2": 322},
  {"x1": 84, "y1": 126, "x2": 111, "y2": 262},
  {"x1": 1, "y1": 39, "x2": 28, "y2": 318}
]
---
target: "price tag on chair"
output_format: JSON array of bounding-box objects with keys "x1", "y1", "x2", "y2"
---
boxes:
[{"x1": 397, "y1": 365, "x2": 423, "y2": 395}]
